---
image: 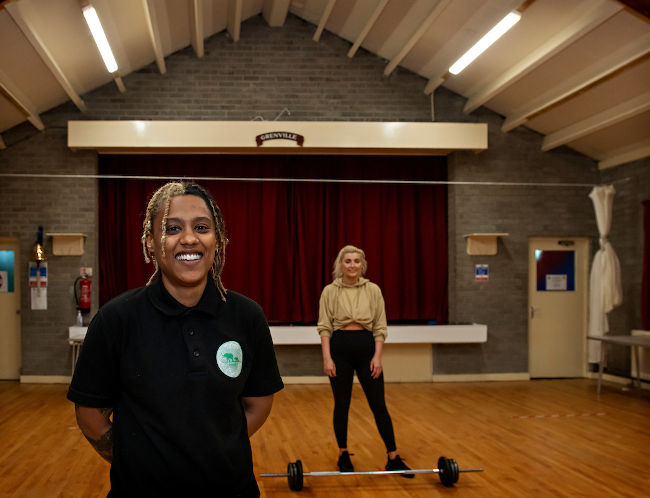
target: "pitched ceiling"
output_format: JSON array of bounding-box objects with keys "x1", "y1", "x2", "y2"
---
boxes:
[{"x1": 1, "y1": 0, "x2": 649, "y2": 169}]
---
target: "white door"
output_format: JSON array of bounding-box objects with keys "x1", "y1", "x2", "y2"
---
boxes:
[
  {"x1": 0, "y1": 237, "x2": 21, "y2": 379},
  {"x1": 528, "y1": 237, "x2": 588, "y2": 378}
]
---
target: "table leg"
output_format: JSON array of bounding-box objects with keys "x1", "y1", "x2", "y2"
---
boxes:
[
  {"x1": 633, "y1": 346, "x2": 641, "y2": 389},
  {"x1": 597, "y1": 342, "x2": 605, "y2": 395},
  {"x1": 71, "y1": 344, "x2": 80, "y2": 377}
]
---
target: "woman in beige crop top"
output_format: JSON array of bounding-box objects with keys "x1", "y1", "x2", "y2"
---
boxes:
[{"x1": 318, "y1": 245, "x2": 412, "y2": 476}]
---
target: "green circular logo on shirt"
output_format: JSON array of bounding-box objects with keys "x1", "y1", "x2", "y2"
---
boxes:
[{"x1": 216, "y1": 341, "x2": 243, "y2": 378}]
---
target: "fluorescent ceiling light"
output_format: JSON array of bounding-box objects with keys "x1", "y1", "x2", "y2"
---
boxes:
[
  {"x1": 82, "y1": 5, "x2": 118, "y2": 74},
  {"x1": 449, "y1": 11, "x2": 521, "y2": 75}
]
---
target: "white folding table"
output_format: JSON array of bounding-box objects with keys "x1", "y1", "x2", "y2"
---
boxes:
[{"x1": 587, "y1": 334, "x2": 650, "y2": 394}]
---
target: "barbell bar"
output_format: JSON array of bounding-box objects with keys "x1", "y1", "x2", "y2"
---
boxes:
[{"x1": 260, "y1": 456, "x2": 483, "y2": 491}]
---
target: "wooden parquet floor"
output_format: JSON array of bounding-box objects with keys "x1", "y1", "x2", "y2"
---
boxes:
[{"x1": 0, "y1": 379, "x2": 648, "y2": 497}]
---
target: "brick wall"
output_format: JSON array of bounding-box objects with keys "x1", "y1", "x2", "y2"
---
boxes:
[
  {"x1": 438, "y1": 101, "x2": 602, "y2": 374},
  {"x1": 0, "y1": 14, "x2": 646, "y2": 378},
  {"x1": 0, "y1": 126, "x2": 98, "y2": 376}
]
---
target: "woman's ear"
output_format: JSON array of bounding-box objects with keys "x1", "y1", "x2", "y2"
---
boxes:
[{"x1": 145, "y1": 233, "x2": 154, "y2": 255}]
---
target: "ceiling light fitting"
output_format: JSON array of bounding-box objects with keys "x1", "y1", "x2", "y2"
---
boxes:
[
  {"x1": 82, "y1": 4, "x2": 118, "y2": 74},
  {"x1": 449, "y1": 11, "x2": 521, "y2": 75}
]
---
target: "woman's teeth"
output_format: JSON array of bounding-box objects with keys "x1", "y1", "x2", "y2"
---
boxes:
[{"x1": 176, "y1": 253, "x2": 201, "y2": 261}]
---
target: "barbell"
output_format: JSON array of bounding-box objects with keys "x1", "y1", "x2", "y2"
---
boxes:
[{"x1": 260, "y1": 456, "x2": 483, "y2": 491}]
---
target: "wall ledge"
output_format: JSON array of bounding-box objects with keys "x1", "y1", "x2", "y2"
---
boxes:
[
  {"x1": 20, "y1": 375, "x2": 70, "y2": 383},
  {"x1": 68, "y1": 120, "x2": 488, "y2": 155},
  {"x1": 281, "y1": 373, "x2": 534, "y2": 384},
  {"x1": 432, "y1": 373, "x2": 530, "y2": 382}
]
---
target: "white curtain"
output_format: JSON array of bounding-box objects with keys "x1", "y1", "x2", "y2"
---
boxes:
[{"x1": 588, "y1": 185, "x2": 623, "y2": 363}]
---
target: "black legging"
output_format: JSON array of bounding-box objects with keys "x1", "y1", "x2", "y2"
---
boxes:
[{"x1": 328, "y1": 329, "x2": 396, "y2": 452}]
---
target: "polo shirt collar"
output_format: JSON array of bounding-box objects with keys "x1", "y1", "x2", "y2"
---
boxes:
[{"x1": 147, "y1": 275, "x2": 224, "y2": 318}]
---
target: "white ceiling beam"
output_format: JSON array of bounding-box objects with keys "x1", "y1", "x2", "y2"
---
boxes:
[
  {"x1": 541, "y1": 91, "x2": 650, "y2": 152},
  {"x1": 227, "y1": 0, "x2": 242, "y2": 43},
  {"x1": 262, "y1": 0, "x2": 290, "y2": 27},
  {"x1": 142, "y1": 0, "x2": 166, "y2": 74},
  {"x1": 113, "y1": 74, "x2": 126, "y2": 93},
  {"x1": 313, "y1": 0, "x2": 337, "y2": 42},
  {"x1": 0, "y1": 70, "x2": 45, "y2": 131},
  {"x1": 598, "y1": 138, "x2": 650, "y2": 170},
  {"x1": 464, "y1": 0, "x2": 622, "y2": 114},
  {"x1": 5, "y1": 1, "x2": 87, "y2": 112},
  {"x1": 503, "y1": 33, "x2": 650, "y2": 132},
  {"x1": 190, "y1": 0, "x2": 205, "y2": 56},
  {"x1": 347, "y1": 0, "x2": 389, "y2": 58},
  {"x1": 384, "y1": 0, "x2": 453, "y2": 76},
  {"x1": 424, "y1": 74, "x2": 446, "y2": 95}
]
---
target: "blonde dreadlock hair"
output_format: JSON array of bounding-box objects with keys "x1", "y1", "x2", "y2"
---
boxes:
[{"x1": 141, "y1": 182, "x2": 229, "y2": 301}]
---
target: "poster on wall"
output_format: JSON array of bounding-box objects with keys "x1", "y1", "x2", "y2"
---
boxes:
[
  {"x1": 28, "y1": 261, "x2": 48, "y2": 287},
  {"x1": 475, "y1": 264, "x2": 489, "y2": 281},
  {"x1": 28, "y1": 261, "x2": 48, "y2": 310},
  {"x1": 31, "y1": 288, "x2": 47, "y2": 310}
]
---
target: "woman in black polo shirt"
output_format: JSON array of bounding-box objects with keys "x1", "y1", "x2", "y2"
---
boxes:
[{"x1": 68, "y1": 182, "x2": 284, "y2": 498}]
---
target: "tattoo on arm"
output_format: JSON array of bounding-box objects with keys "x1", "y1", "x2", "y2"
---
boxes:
[
  {"x1": 75, "y1": 405, "x2": 114, "y2": 463},
  {"x1": 98, "y1": 407, "x2": 114, "y2": 418},
  {"x1": 84, "y1": 427, "x2": 113, "y2": 463}
]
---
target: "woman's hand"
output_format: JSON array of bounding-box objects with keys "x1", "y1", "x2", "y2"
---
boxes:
[
  {"x1": 321, "y1": 336, "x2": 336, "y2": 377},
  {"x1": 323, "y1": 356, "x2": 337, "y2": 377},
  {"x1": 370, "y1": 354, "x2": 383, "y2": 379}
]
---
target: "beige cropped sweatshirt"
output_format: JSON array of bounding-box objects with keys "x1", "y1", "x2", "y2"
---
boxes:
[{"x1": 317, "y1": 277, "x2": 387, "y2": 342}]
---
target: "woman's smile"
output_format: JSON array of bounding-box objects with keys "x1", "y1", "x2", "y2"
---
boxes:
[{"x1": 175, "y1": 252, "x2": 203, "y2": 262}]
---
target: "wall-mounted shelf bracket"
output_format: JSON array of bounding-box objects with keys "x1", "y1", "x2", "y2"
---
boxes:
[
  {"x1": 46, "y1": 233, "x2": 87, "y2": 256},
  {"x1": 463, "y1": 233, "x2": 509, "y2": 255}
]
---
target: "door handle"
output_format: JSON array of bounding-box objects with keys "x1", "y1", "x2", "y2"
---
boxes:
[{"x1": 530, "y1": 306, "x2": 536, "y2": 318}]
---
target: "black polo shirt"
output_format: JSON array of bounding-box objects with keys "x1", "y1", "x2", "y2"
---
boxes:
[{"x1": 67, "y1": 277, "x2": 284, "y2": 498}]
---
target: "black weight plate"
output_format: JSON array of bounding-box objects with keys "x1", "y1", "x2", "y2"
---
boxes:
[
  {"x1": 438, "y1": 456, "x2": 455, "y2": 487},
  {"x1": 295, "y1": 459, "x2": 303, "y2": 491},
  {"x1": 288, "y1": 460, "x2": 304, "y2": 491},
  {"x1": 448, "y1": 458, "x2": 459, "y2": 485},
  {"x1": 288, "y1": 461, "x2": 297, "y2": 490}
]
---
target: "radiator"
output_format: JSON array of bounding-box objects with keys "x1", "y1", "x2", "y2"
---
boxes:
[{"x1": 631, "y1": 329, "x2": 650, "y2": 381}]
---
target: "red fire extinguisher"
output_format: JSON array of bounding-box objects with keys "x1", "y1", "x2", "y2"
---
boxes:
[{"x1": 75, "y1": 275, "x2": 91, "y2": 314}]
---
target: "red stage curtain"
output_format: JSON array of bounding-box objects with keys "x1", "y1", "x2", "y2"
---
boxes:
[
  {"x1": 641, "y1": 200, "x2": 650, "y2": 330},
  {"x1": 98, "y1": 155, "x2": 448, "y2": 324}
]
